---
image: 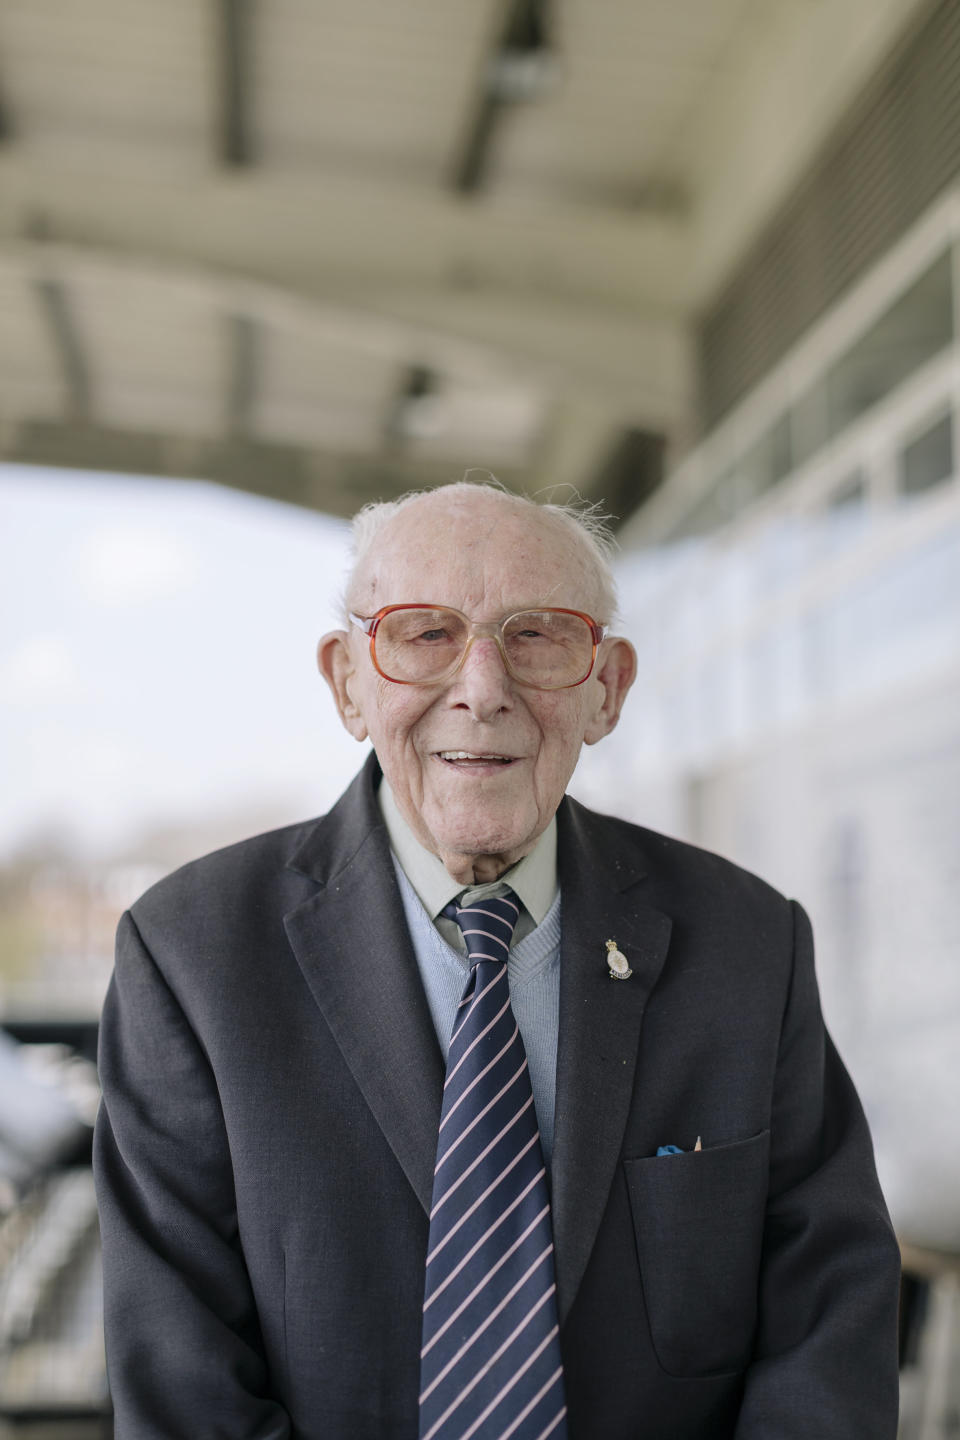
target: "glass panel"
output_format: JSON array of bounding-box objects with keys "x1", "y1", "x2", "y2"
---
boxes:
[
  {"x1": 737, "y1": 415, "x2": 793, "y2": 504},
  {"x1": 829, "y1": 471, "x2": 866, "y2": 509},
  {"x1": 681, "y1": 251, "x2": 953, "y2": 538},
  {"x1": 826, "y1": 250, "x2": 953, "y2": 438},
  {"x1": 899, "y1": 411, "x2": 954, "y2": 495},
  {"x1": 791, "y1": 378, "x2": 830, "y2": 470},
  {"x1": 672, "y1": 468, "x2": 737, "y2": 539}
]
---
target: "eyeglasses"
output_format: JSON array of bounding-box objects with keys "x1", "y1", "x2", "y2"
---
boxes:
[{"x1": 349, "y1": 604, "x2": 607, "y2": 690}]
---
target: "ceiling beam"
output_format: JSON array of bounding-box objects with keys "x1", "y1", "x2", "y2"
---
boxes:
[
  {"x1": 0, "y1": 235, "x2": 693, "y2": 426},
  {"x1": 225, "y1": 312, "x2": 259, "y2": 435},
  {"x1": 0, "y1": 66, "x2": 12, "y2": 144},
  {"x1": 32, "y1": 277, "x2": 92, "y2": 422},
  {"x1": 217, "y1": 0, "x2": 254, "y2": 167},
  {"x1": 0, "y1": 154, "x2": 692, "y2": 314},
  {"x1": 451, "y1": 0, "x2": 554, "y2": 194},
  {"x1": 0, "y1": 418, "x2": 526, "y2": 520},
  {"x1": 382, "y1": 363, "x2": 442, "y2": 449}
]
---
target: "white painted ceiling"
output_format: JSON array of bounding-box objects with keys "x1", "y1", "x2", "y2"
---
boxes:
[{"x1": 0, "y1": 0, "x2": 928, "y2": 520}]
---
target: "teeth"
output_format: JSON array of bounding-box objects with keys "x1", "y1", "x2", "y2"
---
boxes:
[{"x1": 438, "y1": 751, "x2": 510, "y2": 761}]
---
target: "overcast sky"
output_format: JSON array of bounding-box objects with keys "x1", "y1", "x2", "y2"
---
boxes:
[{"x1": 0, "y1": 464, "x2": 365, "y2": 860}]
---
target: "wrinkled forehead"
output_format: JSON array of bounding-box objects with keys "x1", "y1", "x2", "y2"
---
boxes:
[{"x1": 350, "y1": 495, "x2": 604, "y2": 618}]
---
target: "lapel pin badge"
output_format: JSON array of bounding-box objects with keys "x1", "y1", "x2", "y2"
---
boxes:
[{"x1": 605, "y1": 939, "x2": 632, "y2": 980}]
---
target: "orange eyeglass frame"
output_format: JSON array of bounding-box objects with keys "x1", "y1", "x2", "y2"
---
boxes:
[{"x1": 348, "y1": 604, "x2": 607, "y2": 689}]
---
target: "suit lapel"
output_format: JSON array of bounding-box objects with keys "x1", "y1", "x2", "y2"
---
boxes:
[
  {"x1": 283, "y1": 757, "x2": 444, "y2": 1215},
  {"x1": 551, "y1": 798, "x2": 672, "y2": 1325}
]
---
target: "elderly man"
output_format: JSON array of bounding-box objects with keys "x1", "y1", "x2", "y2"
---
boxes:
[{"x1": 94, "y1": 481, "x2": 900, "y2": 1439}]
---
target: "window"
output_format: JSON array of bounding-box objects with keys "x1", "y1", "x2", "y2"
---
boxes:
[
  {"x1": 829, "y1": 471, "x2": 866, "y2": 509},
  {"x1": 826, "y1": 251, "x2": 953, "y2": 438},
  {"x1": 899, "y1": 411, "x2": 954, "y2": 495},
  {"x1": 737, "y1": 415, "x2": 793, "y2": 503}
]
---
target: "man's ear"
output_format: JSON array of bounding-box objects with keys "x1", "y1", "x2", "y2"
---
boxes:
[
  {"x1": 583, "y1": 637, "x2": 637, "y2": 745},
  {"x1": 317, "y1": 631, "x2": 369, "y2": 742}
]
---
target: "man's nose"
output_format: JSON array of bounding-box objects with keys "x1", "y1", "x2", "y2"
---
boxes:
[{"x1": 447, "y1": 636, "x2": 514, "y2": 720}]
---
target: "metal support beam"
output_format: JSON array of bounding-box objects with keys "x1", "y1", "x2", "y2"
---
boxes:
[
  {"x1": 0, "y1": 67, "x2": 13, "y2": 144},
  {"x1": 226, "y1": 313, "x2": 259, "y2": 434},
  {"x1": 451, "y1": 0, "x2": 553, "y2": 194},
  {"x1": 591, "y1": 427, "x2": 667, "y2": 522},
  {"x1": 0, "y1": 157, "x2": 694, "y2": 314},
  {"x1": 217, "y1": 0, "x2": 253, "y2": 167},
  {"x1": 382, "y1": 362, "x2": 441, "y2": 448},
  {"x1": 32, "y1": 278, "x2": 92, "y2": 422},
  {"x1": 0, "y1": 419, "x2": 526, "y2": 520}
]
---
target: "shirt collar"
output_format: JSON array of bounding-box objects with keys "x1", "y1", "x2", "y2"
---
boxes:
[{"x1": 378, "y1": 777, "x2": 558, "y2": 925}]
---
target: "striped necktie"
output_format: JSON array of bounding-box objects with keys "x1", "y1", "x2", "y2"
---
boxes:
[{"x1": 419, "y1": 890, "x2": 568, "y2": 1440}]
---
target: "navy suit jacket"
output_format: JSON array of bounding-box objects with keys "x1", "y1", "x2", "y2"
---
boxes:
[{"x1": 94, "y1": 754, "x2": 900, "y2": 1437}]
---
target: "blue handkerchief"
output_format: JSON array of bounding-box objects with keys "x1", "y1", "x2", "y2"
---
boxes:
[{"x1": 656, "y1": 1144, "x2": 684, "y2": 1156}]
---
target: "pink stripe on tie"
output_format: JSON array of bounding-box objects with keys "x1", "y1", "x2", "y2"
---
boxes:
[
  {"x1": 448, "y1": 968, "x2": 505, "y2": 1049},
  {"x1": 444, "y1": 991, "x2": 512, "y2": 1086},
  {"x1": 434, "y1": 1059, "x2": 528, "y2": 1172},
  {"x1": 460, "y1": 928, "x2": 510, "y2": 949},
  {"x1": 439, "y1": 1022, "x2": 519, "y2": 1132},
  {"x1": 429, "y1": 1095, "x2": 534, "y2": 1219},
  {"x1": 425, "y1": 1133, "x2": 540, "y2": 1264},
  {"x1": 460, "y1": 904, "x2": 518, "y2": 926},
  {"x1": 501, "y1": 1385, "x2": 567, "y2": 1440},
  {"x1": 422, "y1": 1317, "x2": 559, "y2": 1440},
  {"x1": 421, "y1": 1215, "x2": 550, "y2": 1354},
  {"x1": 458, "y1": 898, "x2": 519, "y2": 918},
  {"x1": 422, "y1": 1179, "x2": 546, "y2": 1311},
  {"x1": 531, "y1": 1406, "x2": 568, "y2": 1440},
  {"x1": 459, "y1": 1355, "x2": 563, "y2": 1440},
  {"x1": 419, "y1": 1260, "x2": 555, "y2": 1401}
]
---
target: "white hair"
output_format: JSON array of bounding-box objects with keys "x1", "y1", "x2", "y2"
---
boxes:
[{"x1": 343, "y1": 476, "x2": 619, "y2": 622}]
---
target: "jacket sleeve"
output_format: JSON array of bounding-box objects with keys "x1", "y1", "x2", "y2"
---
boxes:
[
  {"x1": 734, "y1": 901, "x2": 901, "y2": 1438},
  {"x1": 93, "y1": 909, "x2": 291, "y2": 1440}
]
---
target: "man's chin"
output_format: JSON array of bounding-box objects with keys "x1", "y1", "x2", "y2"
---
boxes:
[
  {"x1": 428, "y1": 816, "x2": 537, "y2": 883},
  {"x1": 430, "y1": 811, "x2": 530, "y2": 856}
]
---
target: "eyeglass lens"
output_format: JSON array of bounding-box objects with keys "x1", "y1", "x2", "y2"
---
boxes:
[{"x1": 374, "y1": 608, "x2": 595, "y2": 687}]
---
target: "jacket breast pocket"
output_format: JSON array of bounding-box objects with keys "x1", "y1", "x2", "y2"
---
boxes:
[{"x1": 623, "y1": 1128, "x2": 770, "y2": 1378}]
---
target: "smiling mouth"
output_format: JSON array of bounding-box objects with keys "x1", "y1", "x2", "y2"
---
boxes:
[{"x1": 436, "y1": 751, "x2": 518, "y2": 766}]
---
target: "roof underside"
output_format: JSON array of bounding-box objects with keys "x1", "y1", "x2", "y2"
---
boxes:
[{"x1": 0, "y1": 0, "x2": 929, "y2": 524}]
